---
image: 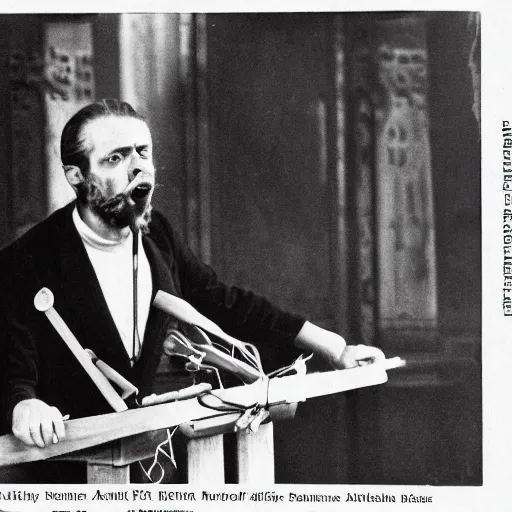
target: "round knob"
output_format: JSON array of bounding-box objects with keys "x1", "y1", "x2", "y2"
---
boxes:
[{"x1": 34, "y1": 287, "x2": 54, "y2": 312}]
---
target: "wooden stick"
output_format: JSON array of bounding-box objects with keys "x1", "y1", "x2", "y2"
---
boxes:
[
  {"x1": 34, "y1": 288, "x2": 128, "y2": 413},
  {"x1": 85, "y1": 350, "x2": 138, "y2": 400},
  {"x1": 141, "y1": 383, "x2": 212, "y2": 407}
]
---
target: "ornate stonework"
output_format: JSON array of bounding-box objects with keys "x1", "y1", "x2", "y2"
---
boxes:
[
  {"x1": 375, "y1": 41, "x2": 437, "y2": 331},
  {"x1": 350, "y1": 17, "x2": 438, "y2": 348},
  {"x1": 8, "y1": 21, "x2": 96, "y2": 235}
]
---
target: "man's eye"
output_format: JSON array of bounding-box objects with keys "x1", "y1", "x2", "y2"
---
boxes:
[
  {"x1": 138, "y1": 149, "x2": 149, "y2": 159},
  {"x1": 108, "y1": 154, "x2": 122, "y2": 164}
]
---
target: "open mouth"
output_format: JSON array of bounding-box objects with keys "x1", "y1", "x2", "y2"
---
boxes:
[{"x1": 131, "y1": 183, "x2": 152, "y2": 201}]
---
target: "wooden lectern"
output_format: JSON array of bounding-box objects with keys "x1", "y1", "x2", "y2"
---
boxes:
[
  {"x1": 51, "y1": 403, "x2": 295, "y2": 484},
  {"x1": 0, "y1": 360, "x2": 401, "y2": 484}
]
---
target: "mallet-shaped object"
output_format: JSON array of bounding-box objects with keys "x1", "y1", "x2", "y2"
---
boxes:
[{"x1": 34, "y1": 288, "x2": 128, "y2": 412}]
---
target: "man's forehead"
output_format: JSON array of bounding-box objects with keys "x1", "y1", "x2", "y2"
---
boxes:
[{"x1": 81, "y1": 116, "x2": 152, "y2": 152}]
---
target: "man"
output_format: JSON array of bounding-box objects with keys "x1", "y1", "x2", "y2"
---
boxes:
[{"x1": 1, "y1": 99, "x2": 383, "y2": 454}]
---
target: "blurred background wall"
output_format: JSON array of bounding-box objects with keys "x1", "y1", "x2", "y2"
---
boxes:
[{"x1": 0, "y1": 12, "x2": 481, "y2": 485}]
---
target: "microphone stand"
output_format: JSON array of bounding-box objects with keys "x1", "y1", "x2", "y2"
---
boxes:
[{"x1": 131, "y1": 224, "x2": 141, "y2": 365}]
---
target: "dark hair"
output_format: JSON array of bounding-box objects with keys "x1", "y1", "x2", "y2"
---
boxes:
[{"x1": 60, "y1": 99, "x2": 145, "y2": 174}]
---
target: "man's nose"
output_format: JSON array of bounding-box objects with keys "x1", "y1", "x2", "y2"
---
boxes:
[
  {"x1": 128, "y1": 167, "x2": 142, "y2": 181},
  {"x1": 127, "y1": 153, "x2": 144, "y2": 181},
  {"x1": 127, "y1": 150, "x2": 153, "y2": 181}
]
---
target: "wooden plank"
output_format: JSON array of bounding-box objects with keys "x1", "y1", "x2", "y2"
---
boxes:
[
  {"x1": 115, "y1": 430, "x2": 169, "y2": 466},
  {"x1": 58, "y1": 431, "x2": 168, "y2": 467},
  {"x1": 187, "y1": 435, "x2": 224, "y2": 483},
  {"x1": 0, "y1": 398, "x2": 209, "y2": 467},
  {"x1": 180, "y1": 413, "x2": 240, "y2": 439},
  {"x1": 87, "y1": 463, "x2": 130, "y2": 484},
  {"x1": 55, "y1": 442, "x2": 116, "y2": 465},
  {"x1": 0, "y1": 361, "x2": 399, "y2": 467},
  {"x1": 236, "y1": 421, "x2": 274, "y2": 484}
]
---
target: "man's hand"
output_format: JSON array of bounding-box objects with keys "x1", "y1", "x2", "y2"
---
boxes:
[
  {"x1": 294, "y1": 321, "x2": 385, "y2": 369},
  {"x1": 332, "y1": 344, "x2": 385, "y2": 369},
  {"x1": 12, "y1": 399, "x2": 66, "y2": 448}
]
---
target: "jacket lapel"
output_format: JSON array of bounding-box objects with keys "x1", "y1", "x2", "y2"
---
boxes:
[
  {"x1": 47, "y1": 203, "x2": 133, "y2": 374},
  {"x1": 39, "y1": 203, "x2": 180, "y2": 388},
  {"x1": 131, "y1": 236, "x2": 177, "y2": 384}
]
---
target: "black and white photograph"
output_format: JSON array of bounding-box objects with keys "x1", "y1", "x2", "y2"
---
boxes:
[{"x1": 0, "y1": 3, "x2": 505, "y2": 510}]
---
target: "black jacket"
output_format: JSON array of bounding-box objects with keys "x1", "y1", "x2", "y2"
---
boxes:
[{"x1": 0, "y1": 202, "x2": 305, "y2": 428}]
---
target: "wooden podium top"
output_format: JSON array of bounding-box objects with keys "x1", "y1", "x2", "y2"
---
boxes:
[{"x1": 0, "y1": 359, "x2": 402, "y2": 468}]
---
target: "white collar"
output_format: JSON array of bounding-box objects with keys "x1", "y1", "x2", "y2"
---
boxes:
[{"x1": 72, "y1": 206, "x2": 132, "y2": 252}]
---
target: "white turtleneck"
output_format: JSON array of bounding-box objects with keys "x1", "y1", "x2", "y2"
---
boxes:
[{"x1": 72, "y1": 207, "x2": 153, "y2": 362}]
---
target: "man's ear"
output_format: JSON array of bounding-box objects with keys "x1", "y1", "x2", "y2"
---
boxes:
[{"x1": 63, "y1": 165, "x2": 85, "y2": 189}]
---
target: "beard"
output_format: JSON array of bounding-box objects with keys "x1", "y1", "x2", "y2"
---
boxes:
[{"x1": 76, "y1": 175, "x2": 153, "y2": 234}]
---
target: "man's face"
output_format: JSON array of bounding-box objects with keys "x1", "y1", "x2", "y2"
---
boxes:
[{"x1": 77, "y1": 115, "x2": 156, "y2": 232}]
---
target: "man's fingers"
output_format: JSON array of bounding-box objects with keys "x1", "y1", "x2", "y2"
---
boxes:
[
  {"x1": 338, "y1": 352, "x2": 358, "y2": 369},
  {"x1": 14, "y1": 429, "x2": 36, "y2": 446},
  {"x1": 28, "y1": 417, "x2": 46, "y2": 449},
  {"x1": 353, "y1": 345, "x2": 385, "y2": 364},
  {"x1": 12, "y1": 420, "x2": 36, "y2": 447},
  {"x1": 11, "y1": 399, "x2": 64, "y2": 448},
  {"x1": 12, "y1": 406, "x2": 36, "y2": 446},
  {"x1": 40, "y1": 414, "x2": 55, "y2": 447},
  {"x1": 51, "y1": 407, "x2": 66, "y2": 443},
  {"x1": 337, "y1": 344, "x2": 387, "y2": 369},
  {"x1": 370, "y1": 346, "x2": 386, "y2": 361}
]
